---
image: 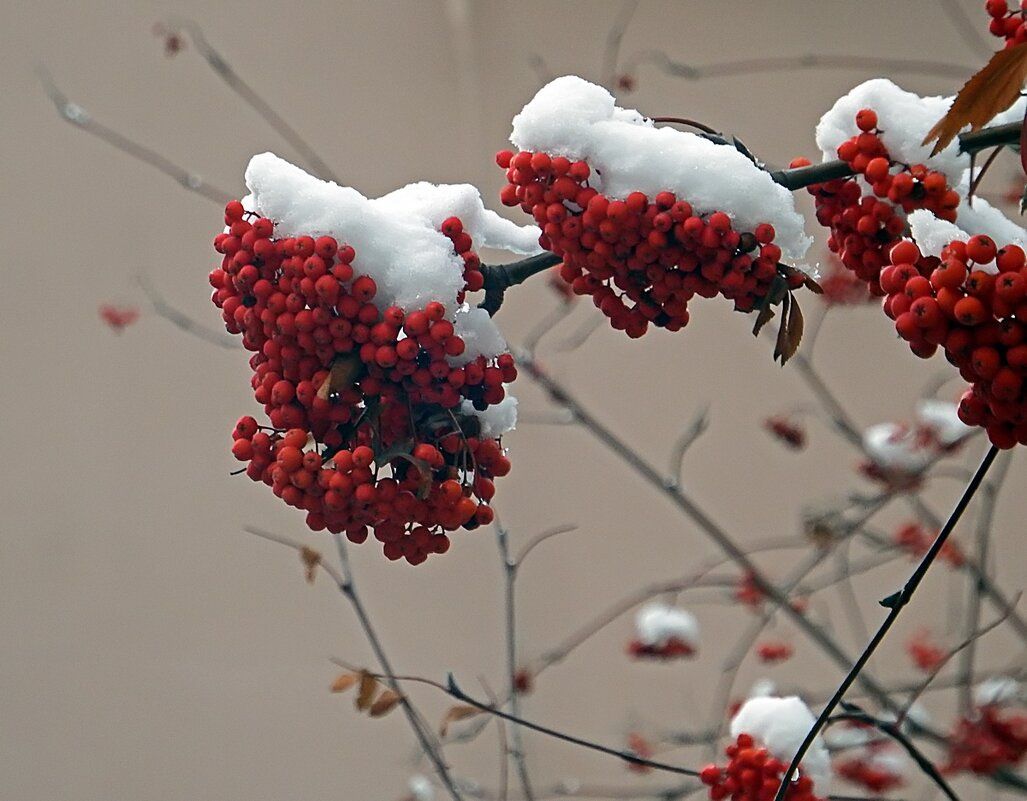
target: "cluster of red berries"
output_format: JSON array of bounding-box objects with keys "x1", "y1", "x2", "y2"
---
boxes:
[
  {"x1": 764, "y1": 416, "x2": 807, "y2": 450},
  {"x1": 906, "y1": 629, "x2": 946, "y2": 673},
  {"x1": 893, "y1": 521, "x2": 964, "y2": 566},
  {"x1": 496, "y1": 149, "x2": 804, "y2": 338},
  {"x1": 626, "y1": 637, "x2": 695, "y2": 660},
  {"x1": 834, "y1": 747, "x2": 904, "y2": 793},
  {"x1": 986, "y1": 0, "x2": 1027, "y2": 46},
  {"x1": 944, "y1": 705, "x2": 1027, "y2": 775},
  {"x1": 211, "y1": 200, "x2": 515, "y2": 564},
  {"x1": 804, "y1": 107, "x2": 959, "y2": 293},
  {"x1": 624, "y1": 732, "x2": 655, "y2": 773},
  {"x1": 700, "y1": 734, "x2": 825, "y2": 801},
  {"x1": 755, "y1": 642, "x2": 793, "y2": 664},
  {"x1": 881, "y1": 236, "x2": 1027, "y2": 448}
]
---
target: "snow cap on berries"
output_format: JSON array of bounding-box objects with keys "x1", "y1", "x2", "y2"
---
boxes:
[
  {"x1": 409, "y1": 775, "x2": 434, "y2": 801},
  {"x1": 908, "y1": 204, "x2": 1027, "y2": 267},
  {"x1": 915, "y1": 399, "x2": 973, "y2": 447},
  {"x1": 509, "y1": 76, "x2": 812, "y2": 263},
  {"x1": 729, "y1": 696, "x2": 832, "y2": 796},
  {"x1": 974, "y1": 675, "x2": 1024, "y2": 707},
  {"x1": 862, "y1": 422, "x2": 933, "y2": 473},
  {"x1": 634, "y1": 602, "x2": 699, "y2": 650},
  {"x1": 460, "y1": 394, "x2": 517, "y2": 439},
  {"x1": 243, "y1": 152, "x2": 541, "y2": 312},
  {"x1": 816, "y1": 79, "x2": 1027, "y2": 187}
]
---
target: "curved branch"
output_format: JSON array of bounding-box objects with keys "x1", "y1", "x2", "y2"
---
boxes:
[{"x1": 479, "y1": 253, "x2": 563, "y2": 316}]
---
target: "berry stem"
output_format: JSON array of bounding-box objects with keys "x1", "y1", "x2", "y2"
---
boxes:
[
  {"x1": 444, "y1": 674, "x2": 701, "y2": 778},
  {"x1": 770, "y1": 122, "x2": 1022, "y2": 191},
  {"x1": 480, "y1": 253, "x2": 563, "y2": 316},
  {"x1": 772, "y1": 444, "x2": 1000, "y2": 801}
]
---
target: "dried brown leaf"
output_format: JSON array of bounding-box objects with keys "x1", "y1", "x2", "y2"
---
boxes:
[
  {"x1": 786, "y1": 295, "x2": 804, "y2": 361},
  {"x1": 316, "y1": 353, "x2": 363, "y2": 401},
  {"x1": 439, "y1": 705, "x2": 482, "y2": 737},
  {"x1": 356, "y1": 671, "x2": 379, "y2": 711},
  {"x1": 923, "y1": 43, "x2": 1027, "y2": 155},
  {"x1": 299, "y1": 546, "x2": 321, "y2": 584},
  {"x1": 330, "y1": 672, "x2": 360, "y2": 693},
  {"x1": 773, "y1": 293, "x2": 792, "y2": 364},
  {"x1": 368, "y1": 689, "x2": 402, "y2": 717}
]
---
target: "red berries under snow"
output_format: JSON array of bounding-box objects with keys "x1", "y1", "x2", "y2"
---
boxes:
[
  {"x1": 627, "y1": 602, "x2": 699, "y2": 659},
  {"x1": 211, "y1": 155, "x2": 538, "y2": 564}
]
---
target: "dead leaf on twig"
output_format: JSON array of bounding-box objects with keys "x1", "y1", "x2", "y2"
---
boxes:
[
  {"x1": 330, "y1": 672, "x2": 360, "y2": 693},
  {"x1": 299, "y1": 546, "x2": 321, "y2": 584},
  {"x1": 356, "y1": 671, "x2": 379, "y2": 711},
  {"x1": 316, "y1": 353, "x2": 363, "y2": 400},
  {"x1": 368, "y1": 689, "x2": 401, "y2": 717},
  {"x1": 923, "y1": 43, "x2": 1027, "y2": 155},
  {"x1": 439, "y1": 705, "x2": 482, "y2": 736}
]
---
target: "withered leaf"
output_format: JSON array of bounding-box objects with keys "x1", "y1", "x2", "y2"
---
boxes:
[
  {"x1": 923, "y1": 43, "x2": 1027, "y2": 155},
  {"x1": 299, "y1": 546, "x2": 321, "y2": 584},
  {"x1": 356, "y1": 671, "x2": 379, "y2": 711},
  {"x1": 773, "y1": 292, "x2": 792, "y2": 364},
  {"x1": 752, "y1": 275, "x2": 788, "y2": 337},
  {"x1": 1021, "y1": 104, "x2": 1027, "y2": 176},
  {"x1": 316, "y1": 353, "x2": 363, "y2": 401},
  {"x1": 368, "y1": 689, "x2": 402, "y2": 717},
  {"x1": 786, "y1": 295, "x2": 804, "y2": 361},
  {"x1": 330, "y1": 672, "x2": 360, "y2": 693},
  {"x1": 1020, "y1": 184, "x2": 1027, "y2": 215},
  {"x1": 439, "y1": 705, "x2": 482, "y2": 737}
]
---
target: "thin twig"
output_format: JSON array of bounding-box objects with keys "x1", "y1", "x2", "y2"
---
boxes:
[
  {"x1": 495, "y1": 524, "x2": 535, "y2": 801},
  {"x1": 445, "y1": 675, "x2": 700, "y2": 778},
  {"x1": 37, "y1": 66, "x2": 233, "y2": 205},
  {"x1": 137, "y1": 274, "x2": 240, "y2": 349},
  {"x1": 827, "y1": 710, "x2": 959, "y2": 801},
  {"x1": 514, "y1": 525, "x2": 579, "y2": 567},
  {"x1": 772, "y1": 445, "x2": 1000, "y2": 801},
  {"x1": 167, "y1": 18, "x2": 339, "y2": 182},
  {"x1": 601, "y1": 0, "x2": 641, "y2": 89},
  {"x1": 900, "y1": 591, "x2": 1022, "y2": 727},
  {"x1": 329, "y1": 532, "x2": 465, "y2": 801},
  {"x1": 518, "y1": 350, "x2": 900, "y2": 710}
]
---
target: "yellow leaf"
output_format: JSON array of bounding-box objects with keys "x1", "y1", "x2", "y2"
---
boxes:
[
  {"x1": 356, "y1": 671, "x2": 379, "y2": 711},
  {"x1": 923, "y1": 43, "x2": 1027, "y2": 155},
  {"x1": 368, "y1": 689, "x2": 401, "y2": 717},
  {"x1": 439, "y1": 705, "x2": 482, "y2": 737},
  {"x1": 330, "y1": 672, "x2": 360, "y2": 693},
  {"x1": 300, "y1": 546, "x2": 321, "y2": 584}
]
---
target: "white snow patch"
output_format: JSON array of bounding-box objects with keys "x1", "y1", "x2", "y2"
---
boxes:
[
  {"x1": 510, "y1": 76, "x2": 812, "y2": 264},
  {"x1": 974, "y1": 675, "x2": 1023, "y2": 707},
  {"x1": 730, "y1": 696, "x2": 832, "y2": 796},
  {"x1": 243, "y1": 152, "x2": 541, "y2": 312},
  {"x1": 908, "y1": 202, "x2": 1027, "y2": 269},
  {"x1": 863, "y1": 423, "x2": 933, "y2": 473},
  {"x1": 916, "y1": 399, "x2": 973, "y2": 446},
  {"x1": 634, "y1": 603, "x2": 699, "y2": 649},
  {"x1": 450, "y1": 304, "x2": 508, "y2": 365},
  {"x1": 460, "y1": 393, "x2": 517, "y2": 439},
  {"x1": 409, "y1": 775, "x2": 434, "y2": 801}
]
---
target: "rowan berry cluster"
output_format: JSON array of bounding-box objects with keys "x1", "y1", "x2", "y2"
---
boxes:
[
  {"x1": 211, "y1": 200, "x2": 515, "y2": 564},
  {"x1": 626, "y1": 637, "x2": 695, "y2": 659},
  {"x1": 834, "y1": 746, "x2": 905, "y2": 793},
  {"x1": 496, "y1": 149, "x2": 802, "y2": 338},
  {"x1": 944, "y1": 705, "x2": 1027, "y2": 775},
  {"x1": 906, "y1": 629, "x2": 946, "y2": 673},
  {"x1": 755, "y1": 642, "x2": 793, "y2": 664},
  {"x1": 804, "y1": 108, "x2": 959, "y2": 293},
  {"x1": 881, "y1": 236, "x2": 1027, "y2": 448},
  {"x1": 892, "y1": 521, "x2": 964, "y2": 566},
  {"x1": 986, "y1": 0, "x2": 1027, "y2": 46},
  {"x1": 699, "y1": 734, "x2": 825, "y2": 801}
]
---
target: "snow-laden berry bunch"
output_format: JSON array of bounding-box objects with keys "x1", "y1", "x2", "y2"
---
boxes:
[
  {"x1": 626, "y1": 602, "x2": 699, "y2": 659},
  {"x1": 498, "y1": 76, "x2": 814, "y2": 339},
  {"x1": 211, "y1": 154, "x2": 541, "y2": 563},
  {"x1": 699, "y1": 696, "x2": 831, "y2": 801}
]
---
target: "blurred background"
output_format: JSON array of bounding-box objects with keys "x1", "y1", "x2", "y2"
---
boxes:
[{"x1": 2, "y1": 2, "x2": 1025, "y2": 799}]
